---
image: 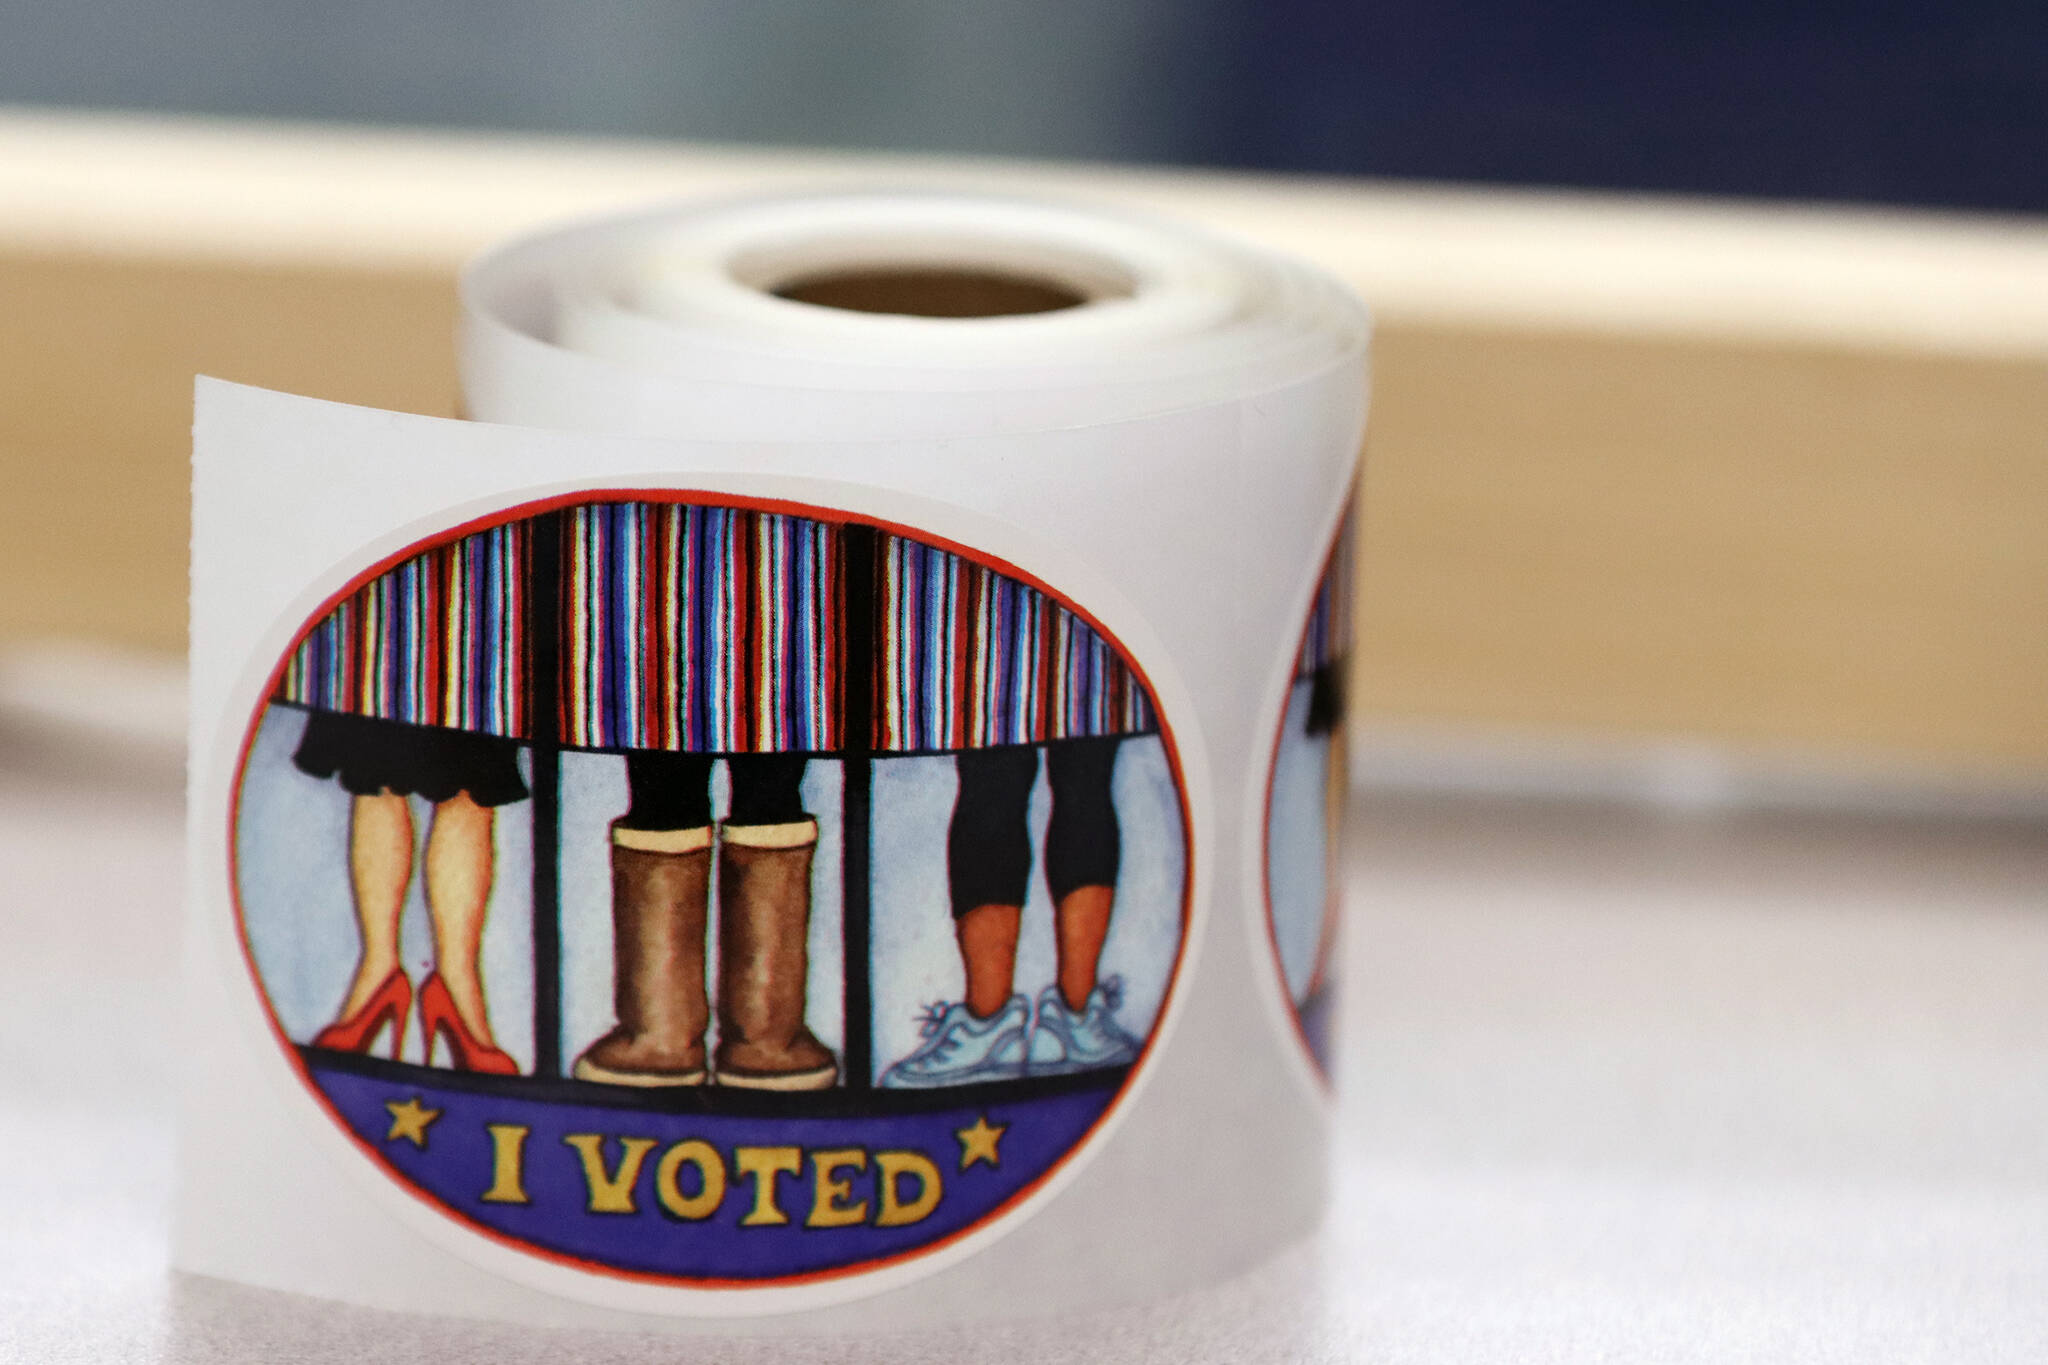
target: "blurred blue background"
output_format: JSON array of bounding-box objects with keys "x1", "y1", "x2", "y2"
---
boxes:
[{"x1": 2, "y1": 0, "x2": 2042, "y2": 212}]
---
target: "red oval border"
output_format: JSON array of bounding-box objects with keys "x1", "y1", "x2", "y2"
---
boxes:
[{"x1": 1257, "y1": 499, "x2": 1354, "y2": 1090}]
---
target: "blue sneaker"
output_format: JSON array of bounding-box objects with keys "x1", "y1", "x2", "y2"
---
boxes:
[
  {"x1": 1029, "y1": 976, "x2": 1142, "y2": 1074},
  {"x1": 878, "y1": 995, "x2": 1031, "y2": 1088}
]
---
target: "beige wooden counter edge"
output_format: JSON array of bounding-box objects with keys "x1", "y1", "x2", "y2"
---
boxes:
[
  {"x1": 5, "y1": 106, "x2": 2046, "y2": 357},
  {"x1": 2, "y1": 108, "x2": 2043, "y2": 773}
]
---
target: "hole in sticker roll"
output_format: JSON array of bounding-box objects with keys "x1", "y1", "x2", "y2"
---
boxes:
[{"x1": 770, "y1": 266, "x2": 1093, "y2": 318}]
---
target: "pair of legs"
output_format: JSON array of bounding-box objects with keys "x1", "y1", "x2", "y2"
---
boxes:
[
  {"x1": 948, "y1": 738, "x2": 1121, "y2": 1020},
  {"x1": 877, "y1": 737, "x2": 1141, "y2": 1089},
  {"x1": 574, "y1": 751, "x2": 836, "y2": 1091},
  {"x1": 295, "y1": 711, "x2": 527, "y2": 1071},
  {"x1": 337, "y1": 789, "x2": 497, "y2": 1045}
]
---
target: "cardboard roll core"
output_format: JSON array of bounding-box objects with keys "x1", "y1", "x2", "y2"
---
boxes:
[{"x1": 771, "y1": 266, "x2": 1094, "y2": 318}]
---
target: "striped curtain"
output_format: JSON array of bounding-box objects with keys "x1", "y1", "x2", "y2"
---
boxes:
[
  {"x1": 561, "y1": 503, "x2": 842, "y2": 754},
  {"x1": 1297, "y1": 510, "x2": 1356, "y2": 678},
  {"x1": 276, "y1": 502, "x2": 1157, "y2": 754},
  {"x1": 277, "y1": 523, "x2": 528, "y2": 739},
  {"x1": 876, "y1": 537, "x2": 1154, "y2": 752}
]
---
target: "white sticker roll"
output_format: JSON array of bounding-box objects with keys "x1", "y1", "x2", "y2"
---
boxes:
[{"x1": 180, "y1": 190, "x2": 1368, "y2": 1332}]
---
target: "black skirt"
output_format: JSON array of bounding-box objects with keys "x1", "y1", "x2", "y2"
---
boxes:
[{"x1": 291, "y1": 711, "x2": 529, "y2": 807}]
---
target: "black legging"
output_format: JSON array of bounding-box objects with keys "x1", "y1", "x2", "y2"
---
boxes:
[
  {"x1": 617, "y1": 752, "x2": 810, "y2": 830},
  {"x1": 948, "y1": 738, "x2": 1120, "y2": 915},
  {"x1": 1304, "y1": 659, "x2": 1348, "y2": 737}
]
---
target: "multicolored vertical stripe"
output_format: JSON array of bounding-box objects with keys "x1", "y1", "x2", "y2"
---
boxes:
[
  {"x1": 1297, "y1": 508, "x2": 1356, "y2": 677},
  {"x1": 875, "y1": 536, "x2": 1154, "y2": 752},
  {"x1": 277, "y1": 523, "x2": 528, "y2": 738},
  {"x1": 561, "y1": 503, "x2": 842, "y2": 753},
  {"x1": 277, "y1": 501, "x2": 1159, "y2": 754}
]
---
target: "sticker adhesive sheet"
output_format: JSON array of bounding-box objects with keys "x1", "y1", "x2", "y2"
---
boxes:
[{"x1": 180, "y1": 191, "x2": 1369, "y2": 1331}]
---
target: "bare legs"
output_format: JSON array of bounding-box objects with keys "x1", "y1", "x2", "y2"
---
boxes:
[
  {"x1": 957, "y1": 903, "x2": 1022, "y2": 1019},
  {"x1": 1054, "y1": 885, "x2": 1114, "y2": 1013},
  {"x1": 336, "y1": 792, "x2": 412, "y2": 1021},
  {"x1": 956, "y1": 889, "x2": 1110, "y2": 1019},
  {"x1": 424, "y1": 791, "x2": 498, "y2": 1044},
  {"x1": 332, "y1": 789, "x2": 500, "y2": 1048}
]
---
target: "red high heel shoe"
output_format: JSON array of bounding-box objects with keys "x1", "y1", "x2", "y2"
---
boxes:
[
  {"x1": 418, "y1": 972, "x2": 519, "y2": 1075},
  {"x1": 313, "y1": 968, "x2": 411, "y2": 1058}
]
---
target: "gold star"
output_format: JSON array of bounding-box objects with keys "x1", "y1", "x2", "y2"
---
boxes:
[
  {"x1": 956, "y1": 1115, "x2": 1006, "y2": 1171},
  {"x1": 384, "y1": 1096, "x2": 441, "y2": 1148}
]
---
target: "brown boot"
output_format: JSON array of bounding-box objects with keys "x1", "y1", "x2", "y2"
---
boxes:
[
  {"x1": 572, "y1": 824, "x2": 711, "y2": 1087},
  {"x1": 714, "y1": 818, "x2": 838, "y2": 1091}
]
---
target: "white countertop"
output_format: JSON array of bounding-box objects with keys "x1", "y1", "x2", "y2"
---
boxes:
[{"x1": 5, "y1": 732, "x2": 2045, "y2": 1362}]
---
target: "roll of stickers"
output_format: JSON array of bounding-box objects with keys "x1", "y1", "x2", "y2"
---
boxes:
[{"x1": 181, "y1": 191, "x2": 1367, "y2": 1330}]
